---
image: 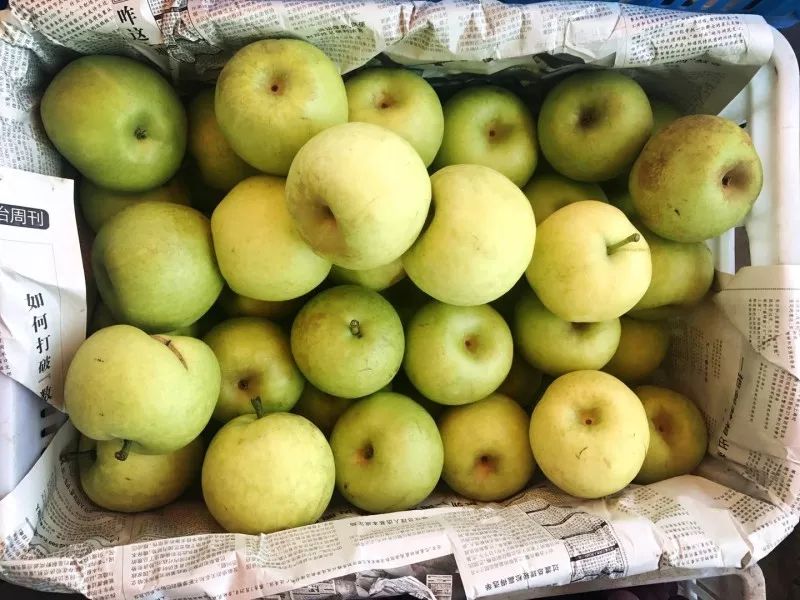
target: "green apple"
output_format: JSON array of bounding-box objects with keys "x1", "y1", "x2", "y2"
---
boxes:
[
  {"x1": 292, "y1": 384, "x2": 355, "y2": 437},
  {"x1": 526, "y1": 201, "x2": 651, "y2": 322},
  {"x1": 65, "y1": 325, "x2": 221, "y2": 456},
  {"x1": 404, "y1": 301, "x2": 513, "y2": 406},
  {"x1": 403, "y1": 164, "x2": 536, "y2": 306},
  {"x1": 433, "y1": 86, "x2": 537, "y2": 187},
  {"x1": 603, "y1": 317, "x2": 670, "y2": 384},
  {"x1": 286, "y1": 122, "x2": 431, "y2": 270},
  {"x1": 212, "y1": 176, "x2": 331, "y2": 301},
  {"x1": 93, "y1": 202, "x2": 223, "y2": 331},
  {"x1": 345, "y1": 68, "x2": 443, "y2": 167},
  {"x1": 330, "y1": 392, "x2": 443, "y2": 513},
  {"x1": 215, "y1": 39, "x2": 347, "y2": 175},
  {"x1": 202, "y1": 409, "x2": 334, "y2": 533},
  {"x1": 630, "y1": 115, "x2": 763, "y2": 242},
  {"x1": 630, "y1": 225, "x2": 714, "y2": 317},
  {"x1": 291, "y1": 285, "x2": 404, "y2": 398},
  {"x1": 650, "y1": 99, "x2": 681, "y2": 136},
  {"x1": 188, "y1": 88, "x2": 257, "y2": 191},
  {"x1": 522, "y1": 173, "x2": 607, "y2": 224},
  {"x1": 41, "y1": 55, "x2": 186, "y2": 191},
  {"x1": 330, "y1": 258, "x2": 405, "y2": 291},
  {"x1": 495, "y1": 354, "x2": 543, "y2": 410},
  {"x1": 79, "y1": 175, "x2": 189, "y2": 233},
  {"x1": 439, "y1": 393, "x2": 535, "y2": 502},
  {"x1": 538, "y1": 72, "x2": 652, "y2": 182},
  {"x1": 78, "y1": 435, "x2": 203, "y2": 513},
  {"x1": 529, "y1": 370, "x2": 650, "y2": 498},
  {"x1": 635, "y1": 385, "x2": 707, "y2": 484},
  {"x1": 203, "y1": 317, "x2": 304, "y2": 422},
  {"x1": 217, "y1": 286, "x2": 304, "y2": 321},
  {"x1": 514, "y1": 291, "x2": 621, "y2": 376}
]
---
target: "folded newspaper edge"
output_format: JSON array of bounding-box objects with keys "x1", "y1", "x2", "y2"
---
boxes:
[{"x1": 0, "y1": 1, "x2": 797, "y2": 598}]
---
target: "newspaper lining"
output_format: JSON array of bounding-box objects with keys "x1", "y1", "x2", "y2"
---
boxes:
[{"x1": 0, "y1": 1, "x2": 797, "y2": 598}]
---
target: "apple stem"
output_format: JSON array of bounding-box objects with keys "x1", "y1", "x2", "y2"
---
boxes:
[
  {"x1": 607, "y1": 233, "x2": 641, "y2": 255},
  {"x1": 59, "y1": 449, "x2": 96, "y2": 463},
  {"x1": 251, "y1": 396, "x2": 264, "y2": 419},
  {"x1": 349, "y1": 319, "x2": 362, "y2": 338},
  {"x1": 114, "y1": 439, "x2": 132, "y2": 462}
]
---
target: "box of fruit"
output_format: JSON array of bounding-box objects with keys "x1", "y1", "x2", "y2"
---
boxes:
[{"x1": 0, "y1": 1, "x2": 797, "y2": 599}]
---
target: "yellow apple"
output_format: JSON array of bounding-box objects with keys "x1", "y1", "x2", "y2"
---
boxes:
[
  {"x1": 603, "y1": 318, "x2": 670, "y2": 384},
  {"x1": 635, "y1": 385, "x2": 708, "y2": 484},
  {"x1": 187, "y1": 88, "x2": 256, "y2": 191},
  {"x1": 439, "y1": 393, "x2": 536, "y2": 502},
  {"x1": 330, "y1": 258, "x2": 405, "y2": 291},
  {"x1": 526, "y1": 201, "x2": 651, "y2": 322},
  {"x1": 403, "y1": 164, "x2": 536, "y2": 306},
  {"x1": 211, "y1": 176, "x2": 331, "y2": 301},
  {"x1": 522, "y1": 173, "x2": 607, "y2": 224},
  {"x1": 529, "y1": 370, "x2": 649, "y2": 498},
  {"x1": 286, "y1": 122, "x2": 431, "y2": 270}
]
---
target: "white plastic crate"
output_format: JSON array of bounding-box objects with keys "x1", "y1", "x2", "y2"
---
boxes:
[{"x1": 0, "y1": 19, "x2": 796, "y2": 600}]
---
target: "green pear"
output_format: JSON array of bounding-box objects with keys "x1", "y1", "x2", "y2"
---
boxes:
[
  {"x1": 291, "y1": 285, "x2": 404, "y2": 399},
  {"x1": 432, "y1": 86, "x2": 538, "y2": 187},
  {"x1": 330, "y1": 392, "x2": 443, "y2": 513},
  {"x1": 514, "y1": 291, "x2": 621, "y2": 376},
  {"x1": 79, "y1": 175, "x2": 190, "y2": 233},
  {"x1": 215, "y1": 39, "x2": 348, "y2": 175},
  {"x1": 629, "y1": 225, "x2": 714, "y2": 317},
  {"x1": 78, "y1": 435, "x2": 204, "y2": 513},
  {"x1": 538, "y1": 71, "x2": 652, "y2": 182},
  {"x1": 41, "y1": 55, "x2": 186, "y2": 192},
  {"x1": 203, "y1": 317, "x2": 304, "y2": 422},
  {"x1": 202, "y1": 408, "x2": 335, "y2": 533},
  {"x1": 65, "y1": 325, "x2": 221, "y2": 456},
  {"x1": 522, "y1": 173, "x2": 607, "y2": 224},
  {"x1": 93, "y1": 202, "x2": 224, "y2": 332},
  {"x1": 188, "y1": 89, "x2": 257, "y2": 191},
  {"x1": 630, "y1": 115, "x2": 763, "y2": 242},
  {"x1": 345, "y1": 68, "x2": 444, "y2": 167},
  {"x1": 403, "y1": 301, "x2": 513, "y2": 406}
]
